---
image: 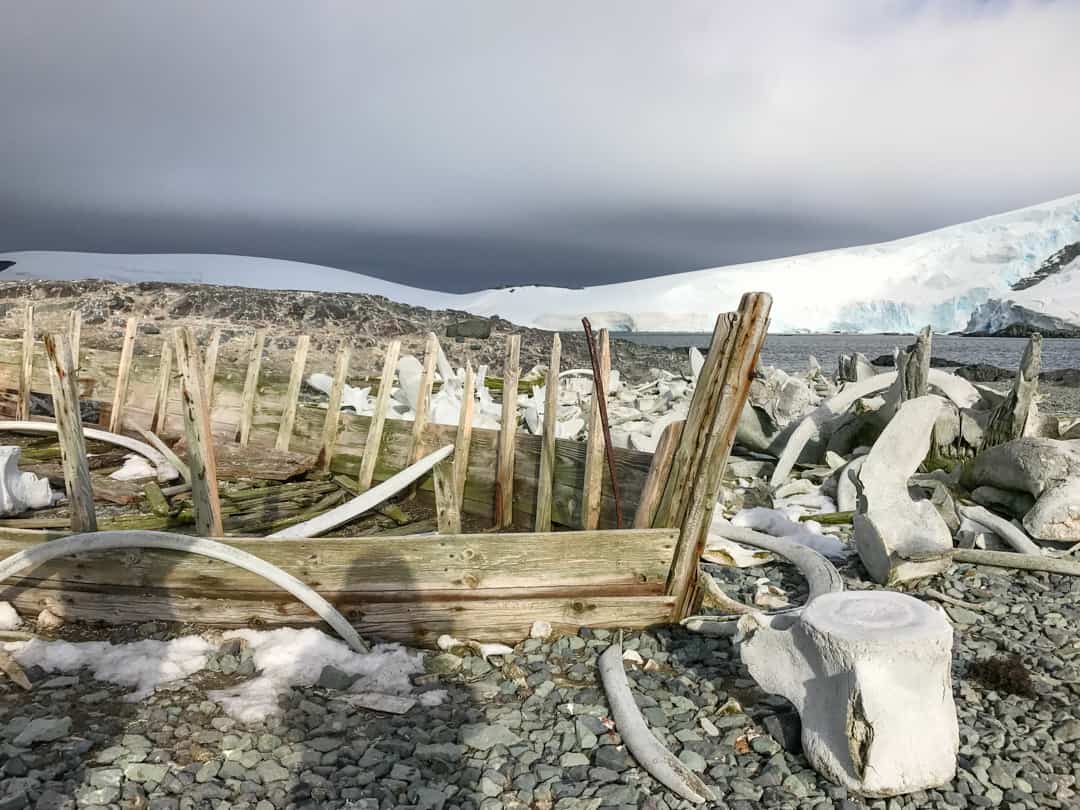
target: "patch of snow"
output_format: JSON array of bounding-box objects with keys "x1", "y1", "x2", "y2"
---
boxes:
[
  {"x1": 8, "y1": 636, "x2": 212, "y2": 700},
  {"x1": 208, "y1": 628, "x2": 424, "y2": 724}
]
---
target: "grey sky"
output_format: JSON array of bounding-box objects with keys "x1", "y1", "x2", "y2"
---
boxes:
[{"x1": 2, "y1": 1, "x2": 1078, "y2": 292}]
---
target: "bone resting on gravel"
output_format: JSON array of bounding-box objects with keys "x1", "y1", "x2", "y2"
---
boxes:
[{"x1": 737, "y1": 591, "x2": 959, "y2": 797}]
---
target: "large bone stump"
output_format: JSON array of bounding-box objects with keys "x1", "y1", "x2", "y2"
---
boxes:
[
  {"x1": 854, "y1": 395, "x2": 953, "y2": 584},
  {"x1": 738, "y1": 591, "x2": 958, "y2": 797}
]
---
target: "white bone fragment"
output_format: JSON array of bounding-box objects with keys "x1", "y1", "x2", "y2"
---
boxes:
[
  {"x1": 0, "y1": 422, "x2": 179, "y2": 482},
  {"x1": 0, "y1": 601, "x2": 23, "y2": 630},
  {"x1": 752, "y1": 578, "x2": 790, "y2": 609},
  {"x1": 770, "y1": 371, "x2": 980, "y2": 486},
  {"x1": 109, "y1": 455, "x2": 157, "y2": 481},
  {"x1": 395, "y1": 355, "x2": 424, "y2": 411},
  {"x1": 268, "y1": 445, "x2": 455, "y2": 539},
  {"x1": 689, "y1": 347, "x2": 705, "y2": 383},
  {"x1": 475, "y1": 643, "x2": 514, "y2": 661},
  {"x1": 36, "y1": 607, "x2": 64, "y2": 631},
  {"x1": 853, "y1": 396, "x2": 953, "y2": 585},
  {"x1": 702, "y1": 537, "x2": 773, "y2": 568},
  {"x1": 598, "y1": 641, "x2": 715, "y2": 803},
  {"x1": 0, "y1": 531, "x2": 367, "y2": 652},
  {"x1": 956, "y1": 504, "x2": 1041, "y2": 555},
  {"x1": 529, "y1": 621, "x2": 552, "y2": 639},
  {"x1": 737, "y1": 591, "x2": 958, "y2": 796},
  {"x1": 621, "y1": 649, "x2": 644, "y2": 665},
  {"x1": 0, "y1": 447, "x2": 52, "y2": 515}
]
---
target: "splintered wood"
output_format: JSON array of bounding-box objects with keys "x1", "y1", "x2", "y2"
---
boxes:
[
  {"x1": 109, "y1": 317, "x2": 138, "y2": 433},
  {"x1": 239, "y1": 329, "x2": 267, "y2": 447},
  {"x1": 43, "y1": 334, "x2": 96, "y2": 533},
  {"x1": 582, "y1": 328, "x2": 611, "y2": 530},
  {"x1": 318, "y1": 341, "x2": 352, "y2": 471},
  {"x1": 535, "y1": 334, "x2": 561, "y2": 532},
  {"x1": 276, "y1": 334, "x2": 310, "y2": 451},
  {"x1": 496, "y1": 334, "x2": 521, "y2": 527},
  {"x1": 173, "y1": 327, "x2": 223, "y2": 536},
  {"x1": 357, "y1": 339, "x2": 401, "y2": 492}
]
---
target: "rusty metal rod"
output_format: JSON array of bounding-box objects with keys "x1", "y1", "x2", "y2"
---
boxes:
[{"x1": 582, "y1": 318, "x2": 623, "y2": 528}]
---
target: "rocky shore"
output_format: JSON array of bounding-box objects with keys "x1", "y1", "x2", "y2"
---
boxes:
[{"x1": 2, "y1": 546, "x2": 1077, "y2": 810}]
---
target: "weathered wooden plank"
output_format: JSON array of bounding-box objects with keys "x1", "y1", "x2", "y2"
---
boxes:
[
  {"x1": 0, "y1": 586, "x2": 676, "y2": 645},
  {"x1": 203, "y1": 327, "x2": 221, "y2": 409},
  {"x1": 17, "y1": 305, "x2": 33, "y2": 421},
  {"x1": 409, "y1": 333, "x2": 439, "y2": 466},
  {"x1": 535, "y1": 334, "x2": 562, "y2": 532},
  {"x1": 42, "y1": 334, "x2": 96, "y2": 532},
  {"x1": 634, "y1": 420, "x2": 684, "y2": 529},
  {"x1": 665, "y1": 292, "x2": 771, "y2": 618},
  {"x1": 357, "y1": 339, "x2": 401, "y2": 491},
  {"x1": 453, "y1": 362, "x2": 475, "y2": 507},
  {"x1": 0, "y1": 528, "x2": 677, "y2": 596},
  {"x1": 239, "y1": 329, "x2": 267, "y2": 447},
  {"x1": 275, "y1": 334, "x2": 310, "y2": 451},
  {"x1": 151, "y1": 340, "x2": 173, "y2": 434},
  {"x1": 433, "y1": 460, "x2": 461, "y2": 535},
  {"x1": 317, "y1": 341, "x2": 351, "y2": 471},
  {"x1": 496, "y1": 334, "x2": 521, "y2": 527},
  {"x1": 582, "y1": 328, "x2": 611, "y2": 530},
  {"x1": 175, "y1": 438, "x2": 314, "y2": 482},
  {"x1": 173, "y1": 327, "x2": 224, "y2": 536},
  {"x1": 108, "y1": 317, "x2": 138, "y2": 433},
  {"x1": 67, "y1": 309, "x2": 82, "y2": 371}
]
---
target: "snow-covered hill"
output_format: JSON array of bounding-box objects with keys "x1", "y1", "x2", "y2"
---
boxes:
[{"x1": 3, "y1": 193, "x2": 1080, "y2": 334}]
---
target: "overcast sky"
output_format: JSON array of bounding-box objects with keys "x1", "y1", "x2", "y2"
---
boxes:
[{"x1": 3, "y1": 1, "x2": 1079, "y2": 292}]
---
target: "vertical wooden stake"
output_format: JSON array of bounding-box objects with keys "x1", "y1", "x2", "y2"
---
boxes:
[
  {"x1": 495, "y1": 334, "x2": 521, "y2": 528},
  {"x1": 433, "y1": 460, "x2": 461, "y2": 535},
  {"x1": 239, "y1": 329, "x2": 267, "y2": 447},
  {"x1": 275, "y1": 334, "x2": 310, "y2": 451},
  {"x1": 633, "y1": 420, "x2": 684, "y2": 528},
  {"x1": 452, "y1": 361, "x2": 475, "y2": 509},
  {"x1": 152, "y1": 340, "x2": 174, "y2": 434},
  {"x1": 665, "y1": 293, "x2": 772, "y2": 619},
  {"x1": 534, "y1": 334, "x2": 562, "y2": 532},
  {"x1": 67, "y1": 309, "x2": 82, "y2": 372},
  {"x1": 581, "y1": 328, "x2": 610, "y2": 529},
  {"x1": 318, "y1": 341, "x2": 352, "y2": 471},
  {"x1": 408, "y1": 333, "x2": 440, "y2": 464},
  {"x1": 17, "y1": 305, "x2": 34, "y2": 421},
  {"x1": 203, "y1": 327, "x2": 221, "y2": 409},
  {"x1": 43, "y1": 334, "x2": 96, "y2": 533},
  {"x1": 108, "y1": 316, "x2": 138, "y2": 433},
  {"x1": 173, "y1": 327, "x2": 224, "y2": 537},
  {"x1": 357, "y1": 339, "x2": 401, "y2": 491}
]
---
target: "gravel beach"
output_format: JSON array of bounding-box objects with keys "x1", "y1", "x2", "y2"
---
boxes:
[{"x1": 2, "y1": 541, "x2": 1077, "y2": 810}]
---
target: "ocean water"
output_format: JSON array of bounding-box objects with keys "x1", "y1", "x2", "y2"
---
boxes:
[{"x1": 615, "y1": 332, "x2": 1080, "y2": 374}]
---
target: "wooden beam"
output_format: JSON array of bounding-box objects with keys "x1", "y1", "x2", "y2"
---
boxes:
[
  {"x1": 0, "y1": 585, "x2": 676, "y2": 646},
  {"x1": 275, "y1": 334, "x2": 310, "y2": 451},
  {"x1": 535, "y1": 333, "x2": 562, "y2": 532},
  {"x1": 239, "y1": 328, "x2": 267, "y2": 447},
  {"x1": 357, "y1": 339, "x2": 401, "y2": 491},
  {"x1": 317, "y1": 341, "x2": 352, "y2": 471},
  {"x1": 17, "y1": 305, "x2": 33, "y2": 421},
  {"x1": 0, "y1": 527, "x2": 677, "y2": 598},
  {"x1": 172, "y1": 327, "x2": 224, "y2": 536},
  {"x1": 665, "y1": 292, "x2": 771, "y2": 619},
  {"x1": 408, "y1": 333, "x2": 439, "y2": 465},
  {"x1": 108, "y1": 316, "x2": 138, "y2": 433},
  {"x1": 653, "y1": 312, "x2": 735, "y2": 530},
  {"x1": 203, "y1": 327, "x2": 221, "y2": 409},
  {"x1": 453, "y1": 362, "x2": 475, "y2": 508},
  {"x1": 42, "y1": 334, "x2": 96, "y2": 533},
  {"x1": 66, "y1": 309, "x2": 82, "y2": 372},
  {"x1": 151, "y1": 340, "x2": 173, "y2": 434},
  {"x1": 582, "y1": 328, "x2": 611, "y2": 530},
  {"x1": 496, "y1": 333, "x2": 521, "y2": 527},
  {"x1": 633, "y1": 420, "x2": 684, "y2": 529},
  {"x1": 433, "y1": 460, "x2": 462, "y2": 535}
]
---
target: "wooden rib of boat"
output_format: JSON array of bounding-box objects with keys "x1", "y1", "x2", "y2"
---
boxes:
[{"x1": 0, "y1": 293, "x2": 771, "y2": 644}]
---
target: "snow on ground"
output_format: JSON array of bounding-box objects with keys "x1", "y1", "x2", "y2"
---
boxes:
[
  {"x1": 3, "y1": 627, "x2": 427, "y2": 723},
  {"x1": 3, "y1": 193, "x2": 1079, "y2": 334}
]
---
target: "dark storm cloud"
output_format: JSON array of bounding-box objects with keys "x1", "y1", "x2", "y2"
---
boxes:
[{"x1": 2, "y1": 1, "x2": 1078, "y2": 291}]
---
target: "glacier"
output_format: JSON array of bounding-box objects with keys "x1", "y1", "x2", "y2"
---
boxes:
[{"x1": 2, "y1": 193, "x2": 1079, "y2": 334}]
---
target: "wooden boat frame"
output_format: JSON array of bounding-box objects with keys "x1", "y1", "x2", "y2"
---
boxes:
[{"x1": 0, "y1": 293, "x2": 771, "y2": 644}]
